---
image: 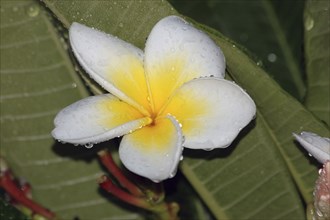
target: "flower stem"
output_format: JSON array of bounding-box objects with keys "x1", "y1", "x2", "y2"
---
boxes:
[
  {"x1": 0, "y1": 171, "x2": 56, "y2": 220},
  {"x1": 98, "y1": 175, "x2": 179, "y2": 220},
  {"x1": 97, "y1": 150, "x2": 180, "y2": 220},
  {"x1": 97, "y1": 149, "x2": 143, "y2": 197},
  {"x1": 98, "y1": 175, "x2": 149, "y2": 209}
]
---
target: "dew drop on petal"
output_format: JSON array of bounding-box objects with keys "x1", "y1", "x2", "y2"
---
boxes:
[
  {"x1": 204, "y1": 148, "x2": 214, "y2": 151},
  {"x1": 84, "y1": 143, "x2": 94, "y2": 149},
  {"x1": 180, "y1": 155, "x2": 183, "y2": 161}
]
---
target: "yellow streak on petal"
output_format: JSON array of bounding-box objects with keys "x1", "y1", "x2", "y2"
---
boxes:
[
  {"x1": 107, "y1": 55, "x2": 151, "y2": 113},
  {"x1": 98, "y1": 98, "x2": 146, "y2": 128},
  {"x1": 127, "y1": 117, "x2": 177, "y2": 152},
  {"x1": 161, "y1": 90, "x2": 209, "y2": 137},
  {"x1": 147, "y1": 55, "x2": 199, "y2": 114}
]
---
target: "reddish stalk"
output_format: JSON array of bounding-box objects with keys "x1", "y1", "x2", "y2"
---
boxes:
[
  {"x1": 98, "y1": 175, "x2": 149, "y2": 209},
  {"x1": 0, "y1": 171, "x2": 56, "y2": 220},
  {"x1": 98, "y1": 149, "x2": 143, "y2": 197}
]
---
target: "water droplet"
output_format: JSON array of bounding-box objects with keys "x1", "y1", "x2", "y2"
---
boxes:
[
  {"x1": 204, "y1": 148, "x2": 214, "y2": 151},
  {"x1": 84, "y1": 143, "x2": 94, "y2": 149},
  {"x1": 316, "y1": 209, "x2": 323, "y2": 217},
  {"x1": 232, "y1": 44, "x2": 236, "y2": 48},
  {"x1": 267, "y1": 53, "x2": 277, "y2": 62},
  {"x1": 305, "y1": 14, "x2": 314, "y2": 31},
  {"x1": 169, "y1": 169, "x2": 177, "y2": 178},
  {"x1": 256, "y1": 60, "x2": 263, "y2": 66},
  {"x1": 180, "y1": 156, "x2": 183, "y2": 161},
  {"x1": 58, "y1": 140, "x2": 67, "y2": 144},
  {"x1": 308, "y1": 153, "x2": 313, "y2": 157},
  {"x1": 26, "y1": 4, "x2": 40, "y2": 17}
]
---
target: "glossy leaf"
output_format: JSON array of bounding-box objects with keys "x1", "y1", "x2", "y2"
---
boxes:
[
  {"x1": 304, "y1": 0, "x2": 330, "y2": 126},
  {"x1": 41, "y1": 0, "x2": 330, "y2": 219},
  {"x1": 0, "y1": 1, "x2": 142, "y2": 219},
  {"x1": 171, "y1": 0, "x2": 306, "y2": 100}
]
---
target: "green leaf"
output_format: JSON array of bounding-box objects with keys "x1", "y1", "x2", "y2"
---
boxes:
[
  {"x1": 182, "y1": 23, "x2": 329, "y2": 219},
  {"x1": 6, "y1": 0, "x2": 329, "y2": 219},
  {"x1": 303, "y1": 0, "x2": 330, "y2": 126},
  {"x1": 0, "y1": 1, "x2": 142, "y2": 219},
  {"x1": 171, "y1": 0, "x2": 306, "y2": 100},
  {"x1": 0, "y1": 198, "x2": 27, "y2": 220}
]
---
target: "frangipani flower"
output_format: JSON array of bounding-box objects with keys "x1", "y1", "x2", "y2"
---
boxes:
[
  {"x1": 52, "y1": 16, "x2": 256, "y2": 182},
  {"x1": 293, "y1": 132, "x2": 330, "y2": 164}
]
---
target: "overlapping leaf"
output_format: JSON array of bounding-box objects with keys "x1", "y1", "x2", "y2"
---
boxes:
[{"x1": 40, "y1": 0, "x2": 330, "y2": 219}]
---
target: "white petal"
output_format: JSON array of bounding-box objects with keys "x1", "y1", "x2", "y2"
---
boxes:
[
  {"x1": 293, "y1": 132, "x2": 330, "y2": 164},
  {"x1": 162, "y1": 78, "x2": 256, "y2": 149},
  {"x1": 144, "y1": 16, "x2": 226, "y2": 112},
  {"x1": 119, "y1": 115, "x2": 183, "y2": 182},
  {"x1": 52, "y1": 94, "x2": 151, "y2": 145},
  {"x1": 69, "y1": 23, "x2": 151, "y2": 115}
]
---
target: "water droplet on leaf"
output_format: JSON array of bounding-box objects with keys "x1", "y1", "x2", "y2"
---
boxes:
[
  {"x1": 267, "y1": 53, "x2": 277, "y2": 62},
  {"x1": 305, "y1": 13, "x2": 314, "y2": 31},
  {"x1": 26, "y1": 4, "x2": 40, "y2": 17}
]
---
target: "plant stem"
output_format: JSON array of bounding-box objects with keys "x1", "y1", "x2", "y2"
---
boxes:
[
  {"x1": 98, "y1": 149, "x2": 143, "y2": 197},
  {"x1": 0, "y1": 171, "x2": 56, "y2": 220},
  {"x1": 98, "y1": 175, "x2": 149, "y2": 209}
]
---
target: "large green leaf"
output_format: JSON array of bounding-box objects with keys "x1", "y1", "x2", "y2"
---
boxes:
[
  {"x1": 182, "y1": 23, "x2": 329, "y2": 219},
  {"x1": 0, "y1": 1, "x2": 143, "y2": 219},
  {"x1": 171, "y1": 0, "x2": 306, "y2": 100},
  {"x1": 303, "y1": 0, "x2": 330, "y2": 126},
  {"x1": 41, "y1": 0, "x2": 330, "y2": 219}
]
